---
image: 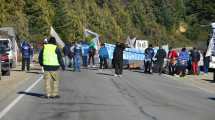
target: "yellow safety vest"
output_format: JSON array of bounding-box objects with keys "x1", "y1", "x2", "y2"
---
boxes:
[{"x1": 43, "y1": 44, "x2": 60, "y2": 66}]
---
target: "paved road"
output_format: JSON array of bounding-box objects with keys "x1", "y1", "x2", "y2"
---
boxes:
[{"x1": 1, "y1": 68, "x2": 215, "y2": 120}]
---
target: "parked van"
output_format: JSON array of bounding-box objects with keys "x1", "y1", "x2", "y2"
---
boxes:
[{"x1": 0, "y1": 38, "x2": 14, "y2": 67}]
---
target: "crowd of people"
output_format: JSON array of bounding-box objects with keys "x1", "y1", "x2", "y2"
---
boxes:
[{"x1": 19, "y1": 37, "x2": 211, "y2": 99}]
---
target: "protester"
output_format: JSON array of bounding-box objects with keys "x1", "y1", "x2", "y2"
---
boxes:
[
  {"x1": 178, "y1": 48, "x2": 189, "y2": 77},
  {"x1": 21, "y1": 41, "x2": 32, "y2": 71},
  {"x1": 113, "y1": 42, "x2": 125, "y2": 77},
  {"x1": 99, "y1": 43, "x2": 109, "y2": 69},
  {"x1": 88, "y1": 43, "x2": 96, "y2": 67},
  {"x1": 144, "y1": 44, "x2": 154, "y2": 74},
  {"x1": 168, "y1": 47, "x2": 178, "y2": 75},
  {"x1": 82, "y1": 42, "x2": 89, "y2": 67},
  {"x1": 155, "y1": 46, "x2": 167, "y2": 75},
  {"x1": 63, "y1": 43, "x2": 71, "y2": 69},
  {"x1": 190, "y1": 47, "x2": 200, "y2": 75},
  {"x1": 69, "y1": 42, "x2": 75, "y2": 68},
  {"x1": 74, "y1": 41, "x2": 82, "y2": 72},
  {"x1": 39, "y1": 37, "x2": 65, "y2": 99},
  {"x1": 203, "y1": 51, "x2": 210, "y2": 74}
]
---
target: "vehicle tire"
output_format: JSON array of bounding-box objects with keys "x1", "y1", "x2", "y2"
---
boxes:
[{"x1": 2, "y1": 70, "x2": 10, "y2": 76}]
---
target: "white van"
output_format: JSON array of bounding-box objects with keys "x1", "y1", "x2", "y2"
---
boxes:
[{"x1": 0, "y1": 38, "x2": 14, "y2": 67}]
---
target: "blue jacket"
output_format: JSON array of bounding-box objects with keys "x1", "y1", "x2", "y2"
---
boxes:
[
  {"x1": 82, "y1": 44, "x2": 89, "y2": 56},
  {"x1": 178, "y1": 51, "x2": 189, "y2": 61},
  {"x1": 145, "y1": 47, "x2": 154, "y2": 60},
  {"x1": 99, "y1": 46, "x2": 109, "y2": 58},
  {"x1": 21, "y1": 42, "x2": 32, "y2": 58}
]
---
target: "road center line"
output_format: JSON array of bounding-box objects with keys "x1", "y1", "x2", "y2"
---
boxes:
[{"x1": 0, "y1": 75, "x2": 43, "y2": 119}]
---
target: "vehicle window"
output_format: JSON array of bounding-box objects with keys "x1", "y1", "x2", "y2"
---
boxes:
[{"x1": 0, "y1": 40, "x2": 9, "y2": 49}]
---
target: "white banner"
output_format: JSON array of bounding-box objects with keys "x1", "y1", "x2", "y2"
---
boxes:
[
  {"x1": 50, "y1": 26, "x2": 65, "y2": 48},
  {"x1": 135, "y1": 40, "x2": 148, "y2": 50}
]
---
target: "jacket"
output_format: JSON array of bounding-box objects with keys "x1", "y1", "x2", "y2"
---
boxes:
[
  {"x1": 99, "y1": 46, "x2": 109, "y2": 58},
  {"x1": 113, "y1": 44, "x2": 125, "y2": 62},
  {"x1": 39, "y1": 44, "x2": 65, "y2": 71},
  {"x1": 178, "y1": 51, "x2": 189, "y2": 61},
  {"x1": 191, "y1": 50, "x2": 200, "y2": 62},
  {"x1": 155, "y1": 48, "x2": 167, "y2": 61},
  {"x1": 21, "y1": 43, "x2": 32, "y2": 58},
  {"x1": 145, "y1": 47, "x2": 154, "y2": 60}
]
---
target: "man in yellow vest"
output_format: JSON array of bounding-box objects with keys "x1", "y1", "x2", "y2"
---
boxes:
[{"x1": 39, "y1": 37, "x2": 65, "y2": 99}]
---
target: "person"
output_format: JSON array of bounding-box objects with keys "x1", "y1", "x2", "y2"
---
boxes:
[
  {"x1": 168, "y1": 47, "x2": 178, "y2": 75},
  {"x1": 81, "y1": 42, "x2": 89, "y2": 67},
  {"x1": 21, "y1": 41, "x2": 32, "y2": 71},
  {"x1": 68, "y1": 42, "x2": 75, "y2": 68},
  {"x1": 113, "y1": 42, "x2": 125, "y2": 77},
  {"x1": 190, "y1": 47, "x2": 200, "y2": 75},
  {"x1": 88, "y1": 43, "x2": 96, "y2": 67},
  {"x1": 155, "y1": 46, "x2": 167, "y2": 75},
  {"x1": 203, "y1": 51, "x2": 210, "y2": 74},
  {"x1": 63, "y1": 43, "x2": 71, "y2": 69},
  {"x1": 39, "y1": 37, "x2": 65, "y2": 99},
  {"x1": 74, "y1": 41, "x2": 82, "y2": 72},
  {"x1": 99, "y1": 43, "x2": 109, "y2": 69},
  {"x1": 144, "y1": 44, "x2": 154, "y2": 74},
  {"x1": 178, "y1": 48, "x2": 189, "y2": 77}
]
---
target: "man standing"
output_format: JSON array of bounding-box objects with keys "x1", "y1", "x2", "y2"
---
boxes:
[
  {"x1": 168, "y1": 47, "x2": 178, "y2": 75},
  {"x1": 63, "y1": 43, "x2": 70, "y2": 69},
  {"x1": 113, "y1": 42, "x2": 125, "y2": 77},
  {"x1": 190, "y1": 47, "x2": 200, "y2": 75},
  {"x1": 21, "y1": 41, "x2": 32, "y2": 71},
  {"x1": 99, "y1": 43, "x2": 109, "y2": 69},
  {"x1": 74, "y1": 41, "x2": 82, "y2": 72},
  {"x1": 39, "y1": 37, "x2": 65, "y2": 99},
  {"x1": 88, "y1": 43, "x2": 96, "y2": 67},
  {"x1": 144, "y1": 44, "x2": 154, "y2": 74},
  {"x1": 155, "y1": 46, "x2": 167, "y2": 75}
]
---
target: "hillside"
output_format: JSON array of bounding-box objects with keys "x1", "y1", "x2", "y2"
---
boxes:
[{"x1": 0, "y1": 0, "x2": 214, "y2": 47}]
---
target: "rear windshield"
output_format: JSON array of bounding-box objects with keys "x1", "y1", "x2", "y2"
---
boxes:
[{"x1": 0, "y1": 40, "x2": 9, "y2": 48}]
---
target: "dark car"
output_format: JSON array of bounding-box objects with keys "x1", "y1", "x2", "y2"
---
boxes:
[{"x1": 0, "y1": 46, "x2": 10, "y2": 77}]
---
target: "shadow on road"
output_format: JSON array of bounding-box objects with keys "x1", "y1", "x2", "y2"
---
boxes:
[
  {"x1": 26, "y1": 71, "x2": 43, "y2": 74},
  {"x1": 96, "y1": 72, "x2": 114, "y2": 77},
  {"x1": 202, "y1": 79, "x2": 215, "y2": 83},
  {"x1": 208, "y1": 97, "x2": 215, "y2": 101},
  {"x1": 18, "y1": 91, "x2": 44, "y2": 98},
  {"x1": 132, "y1": 70, "x2": 145, "y2": 73}
]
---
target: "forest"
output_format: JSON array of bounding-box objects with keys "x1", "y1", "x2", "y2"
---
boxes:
[{"x1": 0, "y1": 0, "x2": 214, "y2": 47}]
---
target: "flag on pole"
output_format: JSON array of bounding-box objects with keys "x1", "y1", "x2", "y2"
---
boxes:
[
  {"x1": 50, "y1": 26, "x2": 65, "y2": 48},
  {"x1": 206, "y1": 23, "x2": 215, "y2": 57}
]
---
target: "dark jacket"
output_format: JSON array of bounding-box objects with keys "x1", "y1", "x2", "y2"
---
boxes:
[
  {"x1": 155, "y1": 48, "x2": 167, "y2": 61},
  {"x1": 63, "y1": 44, "x2": 70, "y2": 56},
  {"x1": 191, "y1": 50, "x2": 200, "y2": 62},
  {"x1": 39, "y1": 44, "x2": 65, "y2": 71},
  {"x1": 113, "y1": 44, "x2": 125, "y2": 62}
]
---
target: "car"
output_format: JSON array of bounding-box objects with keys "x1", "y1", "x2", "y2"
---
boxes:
[{"x1": 0, "y1": 46, "x2": 10, "y2": 76}]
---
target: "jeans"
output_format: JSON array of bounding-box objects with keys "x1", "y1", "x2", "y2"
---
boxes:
[
  {"x1": 74, "y1": 55, "x2": 81, "y2": 72},
  {"x1": 115, "y1": 60, "x2": 123, "y2": 75},
  {"x1": 88, "y1": 54, "x2": 95, "y2": 65},
  {"x1": 64, "y1": 56, "x2": 69, "y2": 68},
  {"x1": 144, "y1": 60, "x2": 152, "y2": 73},
  {"x1": 82, "y1": 56, "x2": 88, "y2": 67},
  {"x1": 99, "y1": 57, "x2": 108, "y2": 69},
  {"x1": 22, "y1": 57, "x2": 30, "y2": 71},
  {"x1": 192, "y1": 61, "x2": 198, "y2": 75}
]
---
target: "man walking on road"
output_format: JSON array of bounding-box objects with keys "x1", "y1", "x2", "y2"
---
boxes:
[
  {"x1": 190, "y1": 47, "x2": 200, "y2": 75},
  {"x1": 113, "y1": 42, "x2": 125, "y2": 77},
  {"x1": 144, "y1": 44, "x2": 154, "y2": 74},
  {"x1": 155, "y1": 46, "x2": 167, "y2": 75},
  {"x1": 21, "y1": 41, "x2": 32, "y2": 71},
  {"x1": 39, "y1": 37, "x2": 65, "y2": 99}
]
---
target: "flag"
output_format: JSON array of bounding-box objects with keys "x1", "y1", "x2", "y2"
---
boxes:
[
  {"x1": 206, "y1": 23, "x2": 215, "y2": 57},
  {"x1": 50, "y1": 26, "x2": 65, "y2": 48}
]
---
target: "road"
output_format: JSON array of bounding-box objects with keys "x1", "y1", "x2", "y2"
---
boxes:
[{"x1": 1, "y1": 68, "x2": 215, "y2": 120}]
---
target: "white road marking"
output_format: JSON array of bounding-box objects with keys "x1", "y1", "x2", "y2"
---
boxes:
[{"x1": 0, "y1": 75, "x2": 43, "y2": 119}]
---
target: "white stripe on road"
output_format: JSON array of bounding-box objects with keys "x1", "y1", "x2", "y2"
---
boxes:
[{"x1": 0, "y1": 75, "x2": 43, "y2": 119}]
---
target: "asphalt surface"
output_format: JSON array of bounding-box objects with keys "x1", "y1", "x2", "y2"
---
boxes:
[{"x1": 1, "y1": 68, "x2": 215, "y2": 120}]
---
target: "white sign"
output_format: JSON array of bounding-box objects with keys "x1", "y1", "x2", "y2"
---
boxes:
[{"x1": 135, "y1": 40, "x2": 148, "y2": 50}]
